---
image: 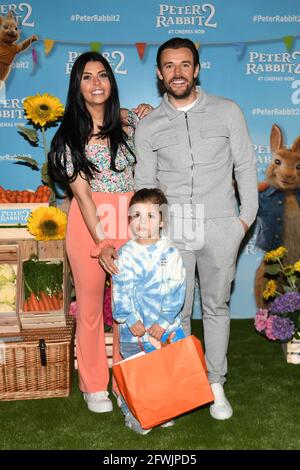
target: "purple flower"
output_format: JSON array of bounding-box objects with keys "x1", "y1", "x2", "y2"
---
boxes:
[
  {"x1": 254, "y1": 308, "x2": 268, "y2": 333},
  {"x1": 265, "y1": 315, "x2": 294, "y2": 341},
  {"x1": 269, "y1": 292, "x2": 300, "y2": 314}
]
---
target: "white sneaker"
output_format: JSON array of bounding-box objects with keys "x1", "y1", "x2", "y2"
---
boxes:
[
  {"x1": 125, "y1": 413, "x2": 152, "y2": 435},
  {"x1": 83, "y1": 391, "x2": 113, "y2": 413},
  {"x1": 160, "y1": 420, "x2": 175, "y2": 428},
  {"x1": 209, "y1": 383, "x2": 233, "y2": 420}
]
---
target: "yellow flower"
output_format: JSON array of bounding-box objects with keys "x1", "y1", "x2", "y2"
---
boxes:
[
  {"x1": 264, "y1": 246, "x2": 287, "y2": 262},
  {"x1": 27, "y1": 207, "x2": 67, "y2": 241},
  {"x1": 23, "y1": 93, "x2": 64, "y2": 127},
  {"x1": 294, "y1": 261, "x2": 300, "y2": 273},
  {"x1": 263, "y1": 280, "x2": 277, "y2": 300},
  {"x1": 284, "y1": 265, "x2": 294, "y2": 276}
]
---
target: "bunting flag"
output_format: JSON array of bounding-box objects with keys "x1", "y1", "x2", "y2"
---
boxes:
[
  {"x1": 44, "y1": 39, "x2": 55, "y2": 56},
  {"x1": 90, "y1": 42, "x2": 102, "y2": 53},
  {"x1": 234, "y1": 42, "x2": 246, "y2": 61},
  {"x1": 31, "y1": 48, "x2": 38, "y2": 65},
  {"x1": 135, "y1": 42, "x2": 147, "y2": 61},
  {"x1": 283, "y1": 35, "x2": 295, "y2": 52},
  {"x1": 194, "y1": 42, "x2": 201, "y2": 51}
]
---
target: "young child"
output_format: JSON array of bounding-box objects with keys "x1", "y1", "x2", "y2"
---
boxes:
[{"x1": 112, "y1": 188, "x2": 186, "y2": 435}]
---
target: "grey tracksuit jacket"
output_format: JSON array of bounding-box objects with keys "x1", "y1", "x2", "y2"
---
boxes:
[{"x1": 134, "y1": 88, "x2": 258, "y2": 227}]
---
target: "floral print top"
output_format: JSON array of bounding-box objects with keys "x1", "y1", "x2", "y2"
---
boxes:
[{"x1": 64, "y1": 110, "x2": 139, "y2": 193}]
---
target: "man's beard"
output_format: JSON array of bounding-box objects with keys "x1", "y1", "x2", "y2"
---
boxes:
[{"x1": 163, "y1": 77, "x2": 196, "y2": 100}]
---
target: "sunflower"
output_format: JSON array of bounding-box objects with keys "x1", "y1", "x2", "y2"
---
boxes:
[
  {"x1": 27, "y1": 207, "x2": 67, "y2": 241},
  {"x1": 263, "y1": 280, "x2": 277, "y2": 300},
  {"x1": 23, "y1": 93, "x2": 64, "y2": 127},
  {"x1": 294, "y1": 261, "x2": 300, "y2": 273},
  {"x1": 264, "y1": 246, "x2": 287, "y2": 262}
]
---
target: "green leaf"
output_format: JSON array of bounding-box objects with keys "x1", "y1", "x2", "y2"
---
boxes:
[
  {"x1": 41, "y1": 161, "x2": 49, "y2": 184},
  {"x1": 265, "y1": 264, "x2": 281, "y2": 275},
  {"x1": 13, "y1": 156, "x2": 40, "y2": 170},
  {"x1": 17, "y1": 125, "x2": 39, "y2": 143}
]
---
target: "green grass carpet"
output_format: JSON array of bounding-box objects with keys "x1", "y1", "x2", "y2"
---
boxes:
[{"x1": 0, "y1": 320, "x2": 299, "y2": 450}]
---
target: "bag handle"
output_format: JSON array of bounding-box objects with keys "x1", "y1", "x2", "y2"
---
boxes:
[{"x1": 138, "y1": 333, "x2": 172, "y2": 352}]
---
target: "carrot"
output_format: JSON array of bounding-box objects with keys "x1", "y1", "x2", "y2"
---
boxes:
[
  {"x1": 26, "y1": 295, "x2": 35, "y2": 312},
  {"x1": 40, "y1": 292, "x2": 52, "y2": 311},
  {"x1": 29, "y1": 193, "x2": 35, "y2": 202},
  {"x1": 39, "y1": 291, "x2": 49, "y2": 311},
  {"x1": 52, "y1": 294, "x2": 61, "y2": 310},
  {"x1": 29, "y1": 292, "x2": 40, "y2": 311},
  {"x1": 23, "y1": 300, "x2": 28, "y2": 312},
  {"x1": 47, "y1": 295, "x2": 57, "y2": 310}
]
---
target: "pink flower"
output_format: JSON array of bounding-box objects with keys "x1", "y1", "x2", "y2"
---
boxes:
[
  {"x1": 254, "y1": 308, "x2": 268, "y2": 333},
  {"x1": 69, "y1": 301, "x2": 77, "y2": 317},
  {"x1": 265, "y1": 316, "x2": 277, "y2": 341}
]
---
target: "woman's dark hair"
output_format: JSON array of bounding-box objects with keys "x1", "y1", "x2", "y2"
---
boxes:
[
  {"x1": 156, "y1": 37, "x2": 200, "y2": 69},
  {"x1": 48, "y1": 51, "x2": 135, "y2": 185}
]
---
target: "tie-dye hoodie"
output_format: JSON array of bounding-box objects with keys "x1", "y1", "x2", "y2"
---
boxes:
[{"x1": 112, "y1": 237, "x2": 186, "y2": 344}]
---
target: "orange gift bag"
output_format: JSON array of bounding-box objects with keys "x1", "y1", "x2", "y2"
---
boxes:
[{"x1": 113, "y1": 335, "x2": 214, "y2": 429}]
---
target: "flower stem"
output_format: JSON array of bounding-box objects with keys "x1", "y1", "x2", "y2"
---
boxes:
[{"x1": 41, "y1": 126, "x2": 48, "y2": 161}]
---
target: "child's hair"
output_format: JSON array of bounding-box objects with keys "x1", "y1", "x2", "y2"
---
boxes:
[
  {"x1": 129, "y1": 188, "x2": 168, "y2": 222},
  {"x1": 130, "y1": 188, "x2": 168, "y2": 207}
]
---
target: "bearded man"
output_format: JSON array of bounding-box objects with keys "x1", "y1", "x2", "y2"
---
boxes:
[{"x1": 134, "y1": 37, "x2": 258, "y2": 420}]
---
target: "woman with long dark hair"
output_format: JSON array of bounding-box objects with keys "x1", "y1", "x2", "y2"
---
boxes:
[{"x1": 48, "y1": 51, "x2": 152, "y2": 412}]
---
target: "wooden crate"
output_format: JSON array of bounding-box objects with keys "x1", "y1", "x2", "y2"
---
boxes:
[
  {"x1": 0, "y1": 316, "x2": 75, "y2": 401},
  {"x1": 20, "y1": 244, "x2": 70, "y2": 329},
  {"x1": 0, "y1": 240, "x2": 70, "y2": 330},
  {"x1": 282, "y1": 339, "x2": 300, "y2": 365},
  {"x1": 0, "y1": 245, "x2": 21, "y2": 334},
  {"x1": 74, "y1": 331, "x2": 113, "y2": 369}
]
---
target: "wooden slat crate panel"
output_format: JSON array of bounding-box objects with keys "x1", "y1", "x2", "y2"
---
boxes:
[
  {"x1": 0, "y1": 316, "x2": 75, "y2": 400},
  {"x1": 74, "y1": 331, "x2": 113, "y2": 369},
  {"x1": 282, "y1": 340, "x2": 300, "y2": 365}
]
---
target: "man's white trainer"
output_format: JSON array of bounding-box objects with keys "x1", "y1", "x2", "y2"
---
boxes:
[
  {"x1": 209, "y1": 383, "x2": 233, "y2": 420},
  {"x1": 83, "y1": 391, "x2": 113, "y2": 413}
]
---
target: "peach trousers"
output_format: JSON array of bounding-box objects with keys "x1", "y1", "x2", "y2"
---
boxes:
[{"x1": 66, "y1": 191, "x2": 133, "y2": 392}]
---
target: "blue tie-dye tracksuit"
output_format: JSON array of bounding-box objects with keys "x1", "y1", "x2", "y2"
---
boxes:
[{"x1": 112, "y1": 237, "x2": 186, "y2": 345}]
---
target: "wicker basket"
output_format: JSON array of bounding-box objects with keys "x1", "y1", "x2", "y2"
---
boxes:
[{"x1": 0, "y1": 316, "x2": 75, "y2": 400}]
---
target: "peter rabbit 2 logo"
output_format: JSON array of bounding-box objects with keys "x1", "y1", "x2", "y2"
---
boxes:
[
  {"x1": 0, "y1": 3, "x2": 35, "y2": 27},
  {"x1": 246, "y1": 50, "x2": 300, "y2": 80},
  {"x1": 156, "y1": 3, "x2": 218, "y2": 34}
]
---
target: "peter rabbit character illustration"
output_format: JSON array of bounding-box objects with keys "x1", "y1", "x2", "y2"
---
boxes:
[
  {"x1": 0, "y1": 11, "x2": 38, "y2": 82},
  {"x1": 255, "y1": 124, "x2": 300, "y2": 306}
]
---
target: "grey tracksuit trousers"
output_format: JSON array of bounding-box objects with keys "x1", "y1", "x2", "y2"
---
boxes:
[{"x1": 165, "y1": 215, "x2": 245, "y2": 385}]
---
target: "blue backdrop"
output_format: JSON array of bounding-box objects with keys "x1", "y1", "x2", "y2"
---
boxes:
[{"x1": 0, "y1": 0, "x2": 299, "y2": 319}]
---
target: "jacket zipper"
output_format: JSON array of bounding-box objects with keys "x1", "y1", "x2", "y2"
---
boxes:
[{"x1": 185, "y1": 113, "x2": 194, "y2": 205}]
